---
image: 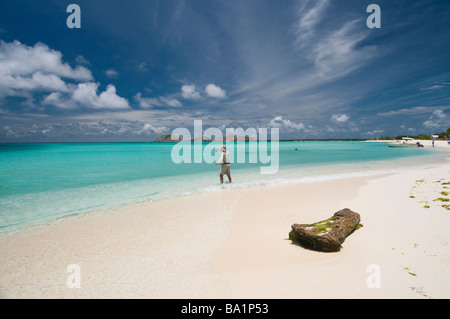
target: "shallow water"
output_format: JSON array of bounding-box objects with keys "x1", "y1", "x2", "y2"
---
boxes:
[{"x1": 0, "y1": 141, "x2": 447, "y2": 233}]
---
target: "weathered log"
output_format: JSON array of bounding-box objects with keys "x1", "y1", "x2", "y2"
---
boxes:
[{"x1": 289, "y1": 208, "x2": 362, "y2": 252}]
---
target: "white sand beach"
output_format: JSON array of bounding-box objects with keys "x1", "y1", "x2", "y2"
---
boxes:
[
  {"x1": 1, "y1": 144, "x2": 450, "y2": 299},
  {"x1": 3, "y1": 0, "x2": 450, "y2": 304}
]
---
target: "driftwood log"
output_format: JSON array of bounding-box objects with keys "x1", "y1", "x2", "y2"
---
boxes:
[{"x1": 289, "y1": 208, "x2": 362, "y2": 252}]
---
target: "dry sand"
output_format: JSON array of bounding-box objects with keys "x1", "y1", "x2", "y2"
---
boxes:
[{"x1": 1, "y1": 159, "x2": 450, "y2": 299}]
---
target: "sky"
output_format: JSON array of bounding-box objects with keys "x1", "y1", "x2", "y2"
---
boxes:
[{"x1": 0, "y1": 0, "x2": 450, "y2": 142}]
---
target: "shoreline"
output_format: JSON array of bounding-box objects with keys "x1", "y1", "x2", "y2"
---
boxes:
[
  {"x1": 366, "y1": 139, "x2": 450, "y2": 148},
  {"x1": 1, "y1": 139, "x2": 449, "y2": 237},
  {"x1": 1, "y1": 159, "x2": 450, "y2": 298}
]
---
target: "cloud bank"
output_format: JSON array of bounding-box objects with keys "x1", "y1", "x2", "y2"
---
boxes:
[{"x1": 0, "y1": 40, "x2": 130, "y2": 110}]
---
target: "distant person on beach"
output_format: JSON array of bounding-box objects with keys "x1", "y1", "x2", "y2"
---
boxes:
[{"x1": 215, "y1": 146, "x2": 232, "y2": 184}]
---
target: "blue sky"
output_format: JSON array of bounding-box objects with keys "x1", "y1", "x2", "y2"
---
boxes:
[{"x1": 1, "y1": 0, "x2": 450, "y2": 141}]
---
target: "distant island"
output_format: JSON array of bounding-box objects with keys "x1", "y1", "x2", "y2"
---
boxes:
[
  {"x1": 153, "y1": 135, "x2": 255, "y2": 142},
  {"x1": 153, "y1": 135, "x2": 180, "y2": 142},
  {"x1": 153, "y1": 135, "x2": 367, "y2": 142},
  {"x1": 153, "y1": 127, "x2": 450, "y2": 143},
  {"x1": 374, "y1": 127, "x2": 450, "y2": 141}
]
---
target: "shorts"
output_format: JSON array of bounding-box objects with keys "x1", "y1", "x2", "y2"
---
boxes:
[{"x1": 220, "y1": 164, "x2": 230, "y2": 175}]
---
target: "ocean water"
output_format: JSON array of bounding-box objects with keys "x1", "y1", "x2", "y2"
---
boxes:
[{"x1": 0, "y1": 141, "x2": 448, "y2": 234}]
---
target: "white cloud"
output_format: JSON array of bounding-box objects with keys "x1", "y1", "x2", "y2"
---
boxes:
[
  {"x1": 205, "y1": 84, "x2": 227, "y2": 99},
  {"x1": 331, "y1": 114, "x2": 350, "y2": 123},
  {"x1": 421, "y1": 85, "x2": 445, "y2": 91},
  {"x1": 378, "y1": 106, "x2": 450, "y2": 117},
  {"x1": 96, "y1": 84, "x2": 130, "y2": 109},
  {"x1": 159, "y1": 96, "x2": 182, "y2": 107},
  {"x1": 293, "y1": 1, "x2": 378, "y2": 83},
  {"x1": 72, "y1": 82, "x2": 104, "y2": 107},
  {"x1": 181, "y1": 84, "x2": 201, "y2": 100},
  {"x1": 423, "y1": 109, "x2": 448, "y2": 130},
  {"x1": 134, "y1": 93, "x2": 161, "y2": 109},
  {"x1": 423, "y1": 120, "x2": 441, "y2": 130},
  {"x1": 233, "y1": 1, "x2": 378, "y2": 112},
  {"x1": 0, "y1": 40, "x2": 133, "y2": 111},
  {"x1": 311, "y1": 20, "x2": 376, "y2": 79},
  {"x1": 366, "y1": 129, "x2": 384, "y2": 136},
  {"x1": 0, "y1": 119, "x2": 173, "y2": 141},
  {"x1": 182, "y1": 83, "x2": 228, "y2": 100},
  {"x1": 42, "y1": 128, "x2": 51, "y2": 135},
  {"x1": 269, "y1": 116, "x2": 306, "y2": 131},
  {"x1": 134, "y1": 93, "x2": 182, "y2": 108},
  {"x1": 432, "y1": 109, "x2": 446, "y2": 119},
  {"x1": 295, "y1": 0, "x2": 329, "y2": 44},
  {"x1": 42, "y1": 92, "x2": 76, "y2": 109},
  {"x1": 32, "y1": 72, "x2": 70, "y2": 92},
  {"x1": 105, "y1": 68, "x2": 119, "y2": 78},
  {"x1": 44, "y1": 83, "x2": 130, "y2": 110},
  {"x1": 137, "y1": 62, "x2": 148, "y2": 72},
  {"x1": 420, "y1": 82, "x2": 450, "y2": 91},
  {"x1": 0, "y1": 40, "x2": 92, "y2": 97},
  {"x1": 75, "y1": 55, "x2": 90, "y2": 65},
  {"x1": 139, "y1": 123, "x2": 169, "y2": 134},
  {"x1": 0, "y1": 71, "x2": 70, "y2": 93}
]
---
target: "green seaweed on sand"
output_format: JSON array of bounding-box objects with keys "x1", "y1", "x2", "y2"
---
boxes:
[
  {"x1": 404, "y1": 267, "x2": 417, "y2": 277},
  {"x1": 434, "y1": 198, "x2": 450, "y2": 202},
  {"x1": 440, "y1": 191, "x2": 449, "y2": 196}
]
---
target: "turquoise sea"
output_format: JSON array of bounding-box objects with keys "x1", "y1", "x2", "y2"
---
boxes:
[{"x1": 0, "y1": 141, "x2": 448, "y2": 234}]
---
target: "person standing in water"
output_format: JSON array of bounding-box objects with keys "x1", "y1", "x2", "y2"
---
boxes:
[{"x1": 215, "y1": 146, "x2": 232, "y2": 184}]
